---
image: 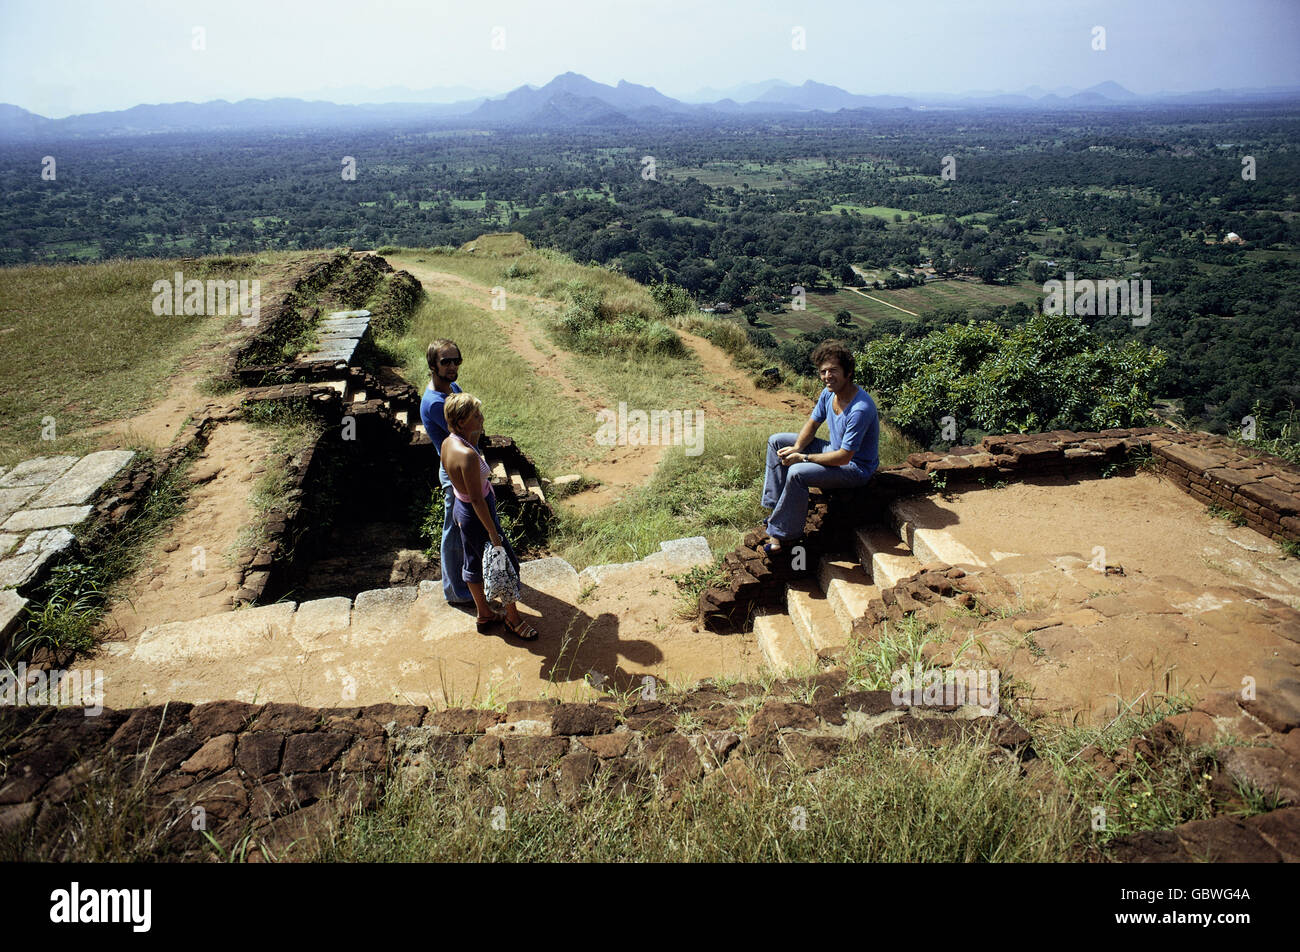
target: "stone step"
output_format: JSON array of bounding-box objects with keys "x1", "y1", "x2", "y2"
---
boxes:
[
  {"x1": 508, "y1": 470, "x2": 527, "y2": 497},
  {"x1": 753, "y1": 611, "x2": 818, "y2": 675},
  {"x1": 524, "y1": 476, "x2": 545, "y2": 503},
  {"x1": 351, "y1": 389, "x2": 368, "y2": 404},
  {"x1": 889, "y1": 498, "x2": 986, "y2": 569},
  {"x1": 394, "y1": 410, "x2": 408, "y2": 426},
  {"x1": 817, "y1": 556, "x2": 880, "y2": 635},
  {"x1": 786, "y1": 580, "x2": 844, "y2": 652},
  {"x1": 854, "y1": 526, "x2": 922, "y2": 589},
  {"x1": 491, "y1": 460, "x2": 508, "y2": 482}
]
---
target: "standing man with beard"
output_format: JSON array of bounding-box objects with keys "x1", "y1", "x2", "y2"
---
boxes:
[{"x1": 420, "y1": 339, "x2": 473, "y2": 605}]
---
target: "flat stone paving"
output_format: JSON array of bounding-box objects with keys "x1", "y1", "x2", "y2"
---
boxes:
[
  {"x1": 298, "y1": 310, "x2": 372, "y2": 365},
  {"x1": 0, "y1": 451, "x2": 134, "y2": 641},
  {"x1": 91, "y1": 537, "x2": 761, "y2": 709}
]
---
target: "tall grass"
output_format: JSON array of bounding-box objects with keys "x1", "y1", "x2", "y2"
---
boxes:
[
  {"x1": 550, "y1": 424, "x2": 772, "y2": 569},
  {"x1": 380, "y1": 287, "x2": 590, "y2": 476},
  {"x1": 314, "y1": 735, "x2": 1081, "y2": 862},
  {"x1": 1028, "y1": 696, "x2": 1226, "y2": 842}
]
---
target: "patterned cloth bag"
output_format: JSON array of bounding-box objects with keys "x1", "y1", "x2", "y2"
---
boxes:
[{"x1": 482, "y1": 544, "x2": 520, "y2": 610}]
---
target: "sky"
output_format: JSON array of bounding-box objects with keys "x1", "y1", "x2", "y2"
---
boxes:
[{"x1": 2, "y1": 0, "x2": 1298, "y2": 117}]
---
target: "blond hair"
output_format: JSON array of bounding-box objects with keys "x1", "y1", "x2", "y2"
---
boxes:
[{"x1": 443, "y1": 392, "x2": 483, "y2": 433}]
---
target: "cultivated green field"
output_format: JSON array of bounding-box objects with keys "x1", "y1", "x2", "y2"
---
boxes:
[
  {"x1": 865, "y1": 278, "x2": 1045, "y2": 313},
  {"x1": 755, "y1": 279, "x2": 1047, "y2": 339},
  {"x1": 664, "y1": 157, "x2": 831, "y2": 190}
]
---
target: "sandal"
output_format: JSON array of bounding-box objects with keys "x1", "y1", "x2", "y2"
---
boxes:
[
  {"x1": 763, "y1": 535, "x2": 802, "y2": 556},
  {"x1": 476, "y1": 609, "x2": 505, "y2": 634},
  {"x1": 505, "y1": 616, "x2": 539, "y2": 641}
]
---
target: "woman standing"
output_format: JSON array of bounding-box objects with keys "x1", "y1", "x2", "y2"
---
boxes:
[{"x1": 441, "y1": 392, "x2": 539, "y2": 640}]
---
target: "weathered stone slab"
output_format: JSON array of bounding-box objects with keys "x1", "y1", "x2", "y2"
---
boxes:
[
  {"x1": 0, "y1": 552, "x2": 41, "y2": 589},
  {"x1": 646, "y1": 536, "x2": 713, "y2": 571},
  {"x1": 2, "y1": 506, "x2": 92, "y2": 532},
  {"x1": 0, "y1": 529, "x2": 72, "y2": 589},
  {"x1": 520, "y1": 557, "x2": 581, "y2": 600},
  {"x1": 0, "y1": 486, "x2": 40, "y2": 522},
  {"x1": 16, "y1": 527, "x2": 75, "y2": 559},
  {"x1": 351, "y1": 587, "x2": 417, "y2": 634},
  {"x1": 0, "y1": 456, "x2": 78, "y2": 488},
  {"x1": 577, "y1": 561, "x2": 640, "y2": 586},
  {"x1": 325, "y1": 310, "x2": 371, "y2": 319},
  {"x1": 1153, "y1": 443, "x2": 1222, "y2": 473},
  {"x1": 132, "y1": 603, "x2": 297, "y2": 664},
  {"x1": 31, "y1": 450, "x2": 134, "y2": 507},
  {"x1": 0, "y1": 589, "x2": 29, "y2": 644},
  {"x1": 0, "y1": 534, "x2": 18, "y2": 558},
  {"x1": 292, "y1": 597, "x2": 352, "y2": 641},
  {"x1": 317, "y1": 331, "x2": 366, "y2": 343}
]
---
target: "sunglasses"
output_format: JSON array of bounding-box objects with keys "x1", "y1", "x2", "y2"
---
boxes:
[{"x1": 439, "y1": 357, "x2": 463, "y2": 366}]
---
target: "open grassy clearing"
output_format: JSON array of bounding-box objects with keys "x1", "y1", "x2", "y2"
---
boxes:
[
  {"x1": 829, "y1": 203, "x2": 941, "y2": 222},
  {"x1": 0, "y1": 252, "x2": 303, "y2": 468}
]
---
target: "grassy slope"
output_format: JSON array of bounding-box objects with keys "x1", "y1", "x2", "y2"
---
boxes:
[
  {"x1": 0, "y1": 252, "x2": 303, "y2": 468},
  {"x1": 379, "y1": 238, "x2": 915, "y2": 567}
]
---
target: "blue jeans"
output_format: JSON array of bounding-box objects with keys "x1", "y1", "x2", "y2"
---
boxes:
[
  {"x1": 439, "y1": 464, "x2": 473, "y2": 602},
  {"x1": 762, "y1": 432, "x2": 874, "y2": 540}
]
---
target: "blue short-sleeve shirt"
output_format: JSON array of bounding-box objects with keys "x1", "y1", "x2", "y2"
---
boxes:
[
  {"x1": 420, "y1": 382, "x2": 462, "y2": 456},
  {"x1": 811, "y1": 387, "x2": 879, "y2": 475}
]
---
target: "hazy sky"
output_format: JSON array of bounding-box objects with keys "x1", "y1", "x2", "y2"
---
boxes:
[{"x1": 3, "y1": 0, "x2": 1298, "y2": 117}]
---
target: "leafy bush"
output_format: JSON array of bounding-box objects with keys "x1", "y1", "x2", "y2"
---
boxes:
[
  {"x1": 648, "y1": 281, "x2": 696, "y2": 318},
  {"x1": 858, "y1": 313, "x2": 1167, "y2": 446},
  {"x1": 554, "y1": 283, "x2": 685, "y2": 358}
]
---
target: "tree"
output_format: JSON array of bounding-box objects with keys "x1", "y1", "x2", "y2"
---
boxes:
[{"x1": 835, "y1": 309, "x2": 853, "y2": 328}]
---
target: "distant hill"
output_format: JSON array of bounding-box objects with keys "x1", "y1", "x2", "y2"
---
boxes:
[
  {"x1": 755, "y1": 80, "x2": 915, "y2": 110},
  {"x1": 4, "y1": 74, "x2": 1299, "y2": 140}
]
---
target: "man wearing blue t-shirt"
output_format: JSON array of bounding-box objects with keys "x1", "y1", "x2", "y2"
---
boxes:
[
  {"x1": 761, "y1": 339, "x2": 878, "y2": 553},
  {"x1": 419, "y1": 339, "x2": 473, "y2": 604}
]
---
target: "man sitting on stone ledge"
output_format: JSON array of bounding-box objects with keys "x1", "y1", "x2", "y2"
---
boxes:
[{"x1": 761, "y1": 340, "x2": 879, "y2": 555}]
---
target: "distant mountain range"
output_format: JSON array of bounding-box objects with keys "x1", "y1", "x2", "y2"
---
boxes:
[{"x1": 4, "y1": 73, "x2": 1299, "y2": 141}]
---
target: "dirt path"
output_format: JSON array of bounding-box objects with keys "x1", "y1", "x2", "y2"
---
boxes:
[
  {"x1": 391, "y1": 259, "x2": 810, "y2": 514},
  {"x1": 97, "y1": 420, "x2": 277, "y2": 645}
]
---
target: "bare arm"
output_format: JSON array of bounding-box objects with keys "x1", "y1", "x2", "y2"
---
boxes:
[
  {"x1": 778, "y1": 417, "x2": 821, "y2": 459},
  {"x1": 778, "y1": 417, "x2": 852, "y2": 467}
]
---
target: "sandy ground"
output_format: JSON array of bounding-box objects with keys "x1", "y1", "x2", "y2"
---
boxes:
[{"x1": 910, "y1": 473, "x2": 1300, "y2": 724}]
